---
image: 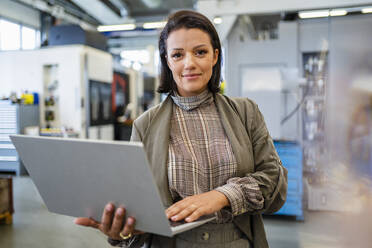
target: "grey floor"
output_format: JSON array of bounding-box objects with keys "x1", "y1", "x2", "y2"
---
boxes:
[{"x1": 0, "y1": 177, "x2": 347, "y2": 248}]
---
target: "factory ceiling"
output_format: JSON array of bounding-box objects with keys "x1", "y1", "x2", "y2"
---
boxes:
[
  {"x1": 70, "y1": 0, "x2": 196, "y2": 25},
  {"x1": 15, "y1": 0, "x2": 196, "y2": 50}
]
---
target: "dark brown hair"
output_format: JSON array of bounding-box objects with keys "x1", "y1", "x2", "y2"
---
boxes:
[{"x1": 157, "y1": 10, "x2": 222, "y2": 94}]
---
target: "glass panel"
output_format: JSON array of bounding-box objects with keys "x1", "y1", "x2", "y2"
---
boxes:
[
  {"x1": 22, "y1": 26, "x2": 36, "y2": 49},
  {"x1": 36, "y1": 30, "x2": 41, "y2": 48},
  {"x1": 0, "y1": 19, "x2": 21, "y2": 50}
]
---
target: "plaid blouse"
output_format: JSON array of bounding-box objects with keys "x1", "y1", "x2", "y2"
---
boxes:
[{"x1": 169, "y1": 90, "x2": 264, "y2": 223}]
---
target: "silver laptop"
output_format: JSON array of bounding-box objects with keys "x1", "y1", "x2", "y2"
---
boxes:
[{"x1": 10, "y1": 135, "x2": 215, "y2": 237}]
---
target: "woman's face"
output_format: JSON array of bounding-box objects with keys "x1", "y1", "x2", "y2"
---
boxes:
[{"x1": 166, "y1": 28, "x2": 219, "y2": 97}]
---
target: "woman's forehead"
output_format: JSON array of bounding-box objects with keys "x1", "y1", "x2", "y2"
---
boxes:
[{"x1": 166, "y1": 28, "x2": 212, "y2": 49}]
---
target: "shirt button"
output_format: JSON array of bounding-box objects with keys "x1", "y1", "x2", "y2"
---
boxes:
[{"x1": 202, "y1": 232, "x2": 210, "y2": 241}]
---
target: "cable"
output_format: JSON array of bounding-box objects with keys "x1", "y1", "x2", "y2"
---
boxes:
[{"x1": 281, "y1": 82, "x2": 310, "y2": 125}]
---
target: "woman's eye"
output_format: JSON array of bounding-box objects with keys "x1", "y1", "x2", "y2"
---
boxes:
[
  {"x1": 172, "y1": 53, "x2": 182, "y2": 59},
  {"x1": 196, "y1": 50, "x2": 208, "y2": 56}
]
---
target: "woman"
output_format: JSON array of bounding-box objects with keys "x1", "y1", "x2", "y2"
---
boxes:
[{"x1": 75, "y1": 10, "x2": 287, "y2": 248}]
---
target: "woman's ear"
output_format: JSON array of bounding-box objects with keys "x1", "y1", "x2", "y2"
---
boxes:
[{"x1": 213, "y1": 49, "x2": 219, "y2": 66}]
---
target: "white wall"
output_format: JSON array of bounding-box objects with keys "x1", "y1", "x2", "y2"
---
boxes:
[
  {"x1": 0, "y1": 46, "x2": 81, "y2": 97},
  {"x1": 0, "y1": 0, "x2": 40, "y2": 28},
  {"x1": 0, "y1": 46, "x2": 83, "y2": 132},
  {"x1": 226, "y1": 21, "x2": 298, "y2": 97},
  {"x1": 226, "y1": 20, "x2": 299, "y2": 140},
  {"x1": 86, "y1": 46, "x2": 113, "y2": 82},
  {"x1": 0, "y1": 45, "x2": 113, "y2": 137},
  {"x1": 299, "y1": 19, "x2": 330, "y2": 53}
]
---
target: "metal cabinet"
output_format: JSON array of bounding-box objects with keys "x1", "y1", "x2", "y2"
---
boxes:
[
  {"x1": 0, "y1": 101, "x2": 39, "y2": 175},
  {"x1": 0, "y1": 101, "x2": 19, "y2": 175},
  {"x1": 274, "y1": 141, "x2": 304, "y2": 220}
]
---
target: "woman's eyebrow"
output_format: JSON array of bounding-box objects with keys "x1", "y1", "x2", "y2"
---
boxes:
[
  {"x1": 171, "y1": 48, "x2": 184, "y2": 51},
  {"x1": 170, "y1": 44, "x2": 208, "y2": 51}
]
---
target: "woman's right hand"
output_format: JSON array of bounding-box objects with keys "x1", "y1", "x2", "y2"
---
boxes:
[{"x1": 74, "y1": 203, "x2": 144, "y2": 240}]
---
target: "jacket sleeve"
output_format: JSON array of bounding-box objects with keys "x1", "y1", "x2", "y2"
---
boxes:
[
  {"x1": 215, "y1": 98, "x2": 287, "y2": 216},
  {"x1": 247, "y1": 101, "x2": 288, "y2": 214},
  {"x1": 215, "y1": 175, "x2": 264, "y2": 216}
]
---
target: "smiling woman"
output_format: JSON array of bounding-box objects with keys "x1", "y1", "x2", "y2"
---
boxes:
[
  {"x1": 75, "y1": 10, "x2": 287, "y2": 248},
  {"x1": 158, "y1": 11, "x2": 222, "y2": 95},
  {"x1": 165, "y1": 28, "x2": 219, "y2": 97}
]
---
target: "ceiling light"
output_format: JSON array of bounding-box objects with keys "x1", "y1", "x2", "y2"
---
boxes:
[
  {"x1": 299, "y1": 10, "x2": 330, "y2": 19},
  {"x1": 142, "y1": 21, "x2": 167, "y2": 29},
  {"x1": 132, "y1": 62, "x2": 142, "y2": 71},
  {"x1": 141, "y1": 0, "x2": 161, "y2": 8},
  {"x1": 361, "y1": 8, "x2": 372, "y2": 13},
  {"x1": 213, "y1": 17, "x2": 222, "y2": 24},
  {"x1": 97, "y1": 24, "x2": 136, "y2": 32},
  {"x1": 330, "y1": 9, "x2": 347, "y2": 16}
]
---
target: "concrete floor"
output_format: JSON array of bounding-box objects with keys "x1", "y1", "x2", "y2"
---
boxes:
[{"x1": 0, "y1": 177, "x2": 346, "y2": 248}]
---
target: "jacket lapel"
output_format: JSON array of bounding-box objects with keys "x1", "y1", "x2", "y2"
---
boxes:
[
  {"x1": 215, "y1": 94, "x2": 254, "y2": 175},
  {"x1": 142, "y1": 96, "x2": 174, "y2": 207}
]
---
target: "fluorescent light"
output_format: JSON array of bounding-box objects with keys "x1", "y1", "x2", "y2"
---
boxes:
[
  {"x1": 299, "y1": 10, "x2": 329, "y2": 19},
  {"x1": 97, "y1": 24, "x2": 136, "y2": 32},
  {"x1": 213, "y1": 17, "x2": 222, "y2": 24},
  {"x1": 362, "y1": 8, "x2": 372, "y2": 14},
  {"x1": 143, "y1": 21, "x2": 167, "y2": 29},
  {"x1": 330, "y1": 9, "x2": 347, "y2": 16}
]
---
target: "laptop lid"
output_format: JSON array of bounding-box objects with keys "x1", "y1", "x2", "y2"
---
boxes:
[{"x1": 11, "y1": 135, "x2": 177, "y2": 236}]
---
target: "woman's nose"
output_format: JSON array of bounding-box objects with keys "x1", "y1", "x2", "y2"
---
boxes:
[{"x1": 184, "y1": 53, "x2": 196, "y2": 69}]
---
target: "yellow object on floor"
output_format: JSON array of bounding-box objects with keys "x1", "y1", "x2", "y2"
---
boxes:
[
  {"x1": 0, "y1": 177, "x2": 14, "y2": 225},
  {"x1": 0, "y1": 211, "x2": 12, "y2": 224}
]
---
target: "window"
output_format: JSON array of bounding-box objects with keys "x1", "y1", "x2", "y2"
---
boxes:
[
  {"x1": 36, "y1": 30, "x2": 41, "y2": 47},
  {"x1": 0, "y1": 18, "x2": 40, "y2": 51},
  {"x1": 0, "y1": 19, "x2": 21, "y2": 50},
  {"x1": 22, "y1": 26, "x2": 36, "y2": 49}
]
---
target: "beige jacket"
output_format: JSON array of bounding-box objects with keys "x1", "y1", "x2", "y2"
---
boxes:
[{"x1": 130, "y1": 93, "x2": 288, "y2": 248}]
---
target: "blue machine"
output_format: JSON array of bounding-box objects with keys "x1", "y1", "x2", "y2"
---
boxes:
[{"x1": 273, "y1": 141, "x2": 304, "y2": 220}]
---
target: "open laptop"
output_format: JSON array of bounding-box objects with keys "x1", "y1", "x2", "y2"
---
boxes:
[{"x1": 10, "y1": 135, "x2": 215, "y2": 237}]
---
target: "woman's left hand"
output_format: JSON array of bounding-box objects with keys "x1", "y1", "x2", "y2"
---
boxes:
[{"x1": 165, "y1": 190, "x2": 229, "y2": 222}]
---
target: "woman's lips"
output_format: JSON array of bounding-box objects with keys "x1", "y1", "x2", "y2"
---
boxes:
[{"x1": 182, "y1": 73, "x2": 202, "y2": 79}]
